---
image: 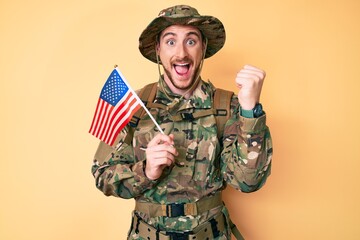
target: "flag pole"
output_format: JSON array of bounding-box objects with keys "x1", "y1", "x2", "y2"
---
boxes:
[{"x1": 114, "y1": 66, "x2": 164, "y2": 135}]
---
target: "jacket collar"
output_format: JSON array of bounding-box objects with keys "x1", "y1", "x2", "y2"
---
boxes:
[{"x1": 155, "y1": 76, "x2": 214, "y2": 112}]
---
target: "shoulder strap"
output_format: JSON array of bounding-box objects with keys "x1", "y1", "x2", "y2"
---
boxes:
[
  {"x1": 229, "y1": 217, "x2": 245, "y2": 240},
  {"x1": 129, "y1": 82, "x2": 158, "y2": 127},
  {"x1": 213, "y1": 88, "x2": 233, "y2": 139}
]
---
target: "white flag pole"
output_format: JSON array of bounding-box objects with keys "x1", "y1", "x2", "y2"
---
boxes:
[{"x1": 115, "y1": 67, "x2": 164, "y2": 134}]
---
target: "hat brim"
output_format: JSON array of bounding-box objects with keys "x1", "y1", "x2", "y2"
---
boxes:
[{"x1": 139, "y1": 15, "x2": 226, "y2": 63}]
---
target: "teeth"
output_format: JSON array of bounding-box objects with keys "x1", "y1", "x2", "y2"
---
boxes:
[{"x1": 174, "y1": 63, "x2": 190, "y2": 75}]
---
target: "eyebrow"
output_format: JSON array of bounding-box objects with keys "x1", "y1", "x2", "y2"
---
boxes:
[{"x1": 161, "y1": 31, "x2": 202, "y2": 40}]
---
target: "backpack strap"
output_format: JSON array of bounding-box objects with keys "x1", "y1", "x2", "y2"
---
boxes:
[
  {"x1": 229, "y1": 217, "x2": 245, "y2": 240},
  {"x1": 213, "y1": 88, "x2": 233, "y2": 140},
  {"x1": 129, "y1": 82, "x2": 158, "y2": 128}
]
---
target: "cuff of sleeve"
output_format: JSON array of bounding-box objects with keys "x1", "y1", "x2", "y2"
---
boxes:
[
  {"x1": 132, "y1": 161, "x2": 158, "y2": 189},
  {"x1": 240, "y1": 108, "x2": 254, "y2": 118},
  {"x1": 239, "y1": 114, "x2": 267, "y2": 133}
]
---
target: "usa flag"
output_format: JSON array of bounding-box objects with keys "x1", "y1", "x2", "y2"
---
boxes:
[{"x1": 89, "y1": 68, "x2": 141, "y2": 146}]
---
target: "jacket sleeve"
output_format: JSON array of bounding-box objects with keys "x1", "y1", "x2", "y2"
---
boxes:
[
  {"x1": 221, "y1": 96, "x2": 273, "y2": 193},
  {"x1": 91, "y1": 126, "x2": 159, "y2": 199}
]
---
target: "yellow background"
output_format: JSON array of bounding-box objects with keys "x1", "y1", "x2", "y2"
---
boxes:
[{"x1": 1, "y1": 0, "x2": 359, "y2": 239}]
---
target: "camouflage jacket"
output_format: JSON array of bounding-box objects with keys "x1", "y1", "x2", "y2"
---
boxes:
[{"x1": 92, "y1": 78, "x2": 272, "y2": 233}]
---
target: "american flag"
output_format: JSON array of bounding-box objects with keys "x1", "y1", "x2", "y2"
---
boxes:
[{"x1": 89, "y1": 68, "x2": 142, "y2": 146}]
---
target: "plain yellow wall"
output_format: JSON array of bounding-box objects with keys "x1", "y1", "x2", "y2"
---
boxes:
[{"x1": 1, "y1": 0, "x2": 360, "y2": 239}]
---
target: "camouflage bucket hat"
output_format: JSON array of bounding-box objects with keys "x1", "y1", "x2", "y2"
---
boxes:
[{"x1": 139, "y1": 5, "x2": 226, "y2": 63}]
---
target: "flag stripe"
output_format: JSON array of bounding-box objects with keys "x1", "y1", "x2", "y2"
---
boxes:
[
  {"x1": 96, "y1": 102, "x2": 112, "y2": 138},
  {"x1": 89, "y1": 99, "x2": 106, "y2": 136},
  {"x1": 108, "y1": 104, "x2": 141, "y2": 146},
  {"x1": 105, "y1": 96, "x2": 141, "y2": 145},
  {"x1": 103, "y1": 92, "x2": 138, "y2": 143},
  {"x1": 96, "y1": 102, "x2": 111, "y2": 138},
  {"x1": 91, "y1": 100, "x2": 109, "y2": 138},
  {"x1": 101, "y1": 91, "x2": 133, "y2": 141},
  {"x1": 89, "y1": 98, "x2": 101, "y2": 134}
]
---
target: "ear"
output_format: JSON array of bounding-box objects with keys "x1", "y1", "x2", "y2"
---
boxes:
[
  {"x1": 155, "y1": 42, "x2": 160, "y2": 55},
  {"x1": 155, "y1": 43, "x2": 162, "y2": 64},
  {"x1": 202, "y1": 37, "x2": 208, "y2": 56}
]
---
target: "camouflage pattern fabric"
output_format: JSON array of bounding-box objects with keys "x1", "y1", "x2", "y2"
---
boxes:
[
  {"x1": 139, "y1": 5, "x2": 226, "y2": 63},
  {"x1": 92, "y1": 78, "x2": 273, "y2": 239}
]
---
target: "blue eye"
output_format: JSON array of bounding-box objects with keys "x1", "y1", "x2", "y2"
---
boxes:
[
  {"x1": 167, "y1": 40, "x2": 175, "y2": 46},
  {"x1": 187, "y1": 39, "x2": 196, "y2": 46}
]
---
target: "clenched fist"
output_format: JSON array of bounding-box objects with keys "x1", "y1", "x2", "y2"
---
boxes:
[{"x1": 235, "y1": 65, "x2": 266, "y2": 110}]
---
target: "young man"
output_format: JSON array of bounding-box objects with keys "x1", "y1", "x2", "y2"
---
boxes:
[{"x1": 92, "y1": 5, "x2": 272, "y2": 240}]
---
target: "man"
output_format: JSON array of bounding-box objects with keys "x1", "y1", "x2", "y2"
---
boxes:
[{"x1": 92, "y1": 5, "x2": 272, "y2": 240}]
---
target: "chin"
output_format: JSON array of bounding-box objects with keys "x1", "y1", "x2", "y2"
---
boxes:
[{"x1": 173, "y1": 78, "x2": 194, "y2": 90}]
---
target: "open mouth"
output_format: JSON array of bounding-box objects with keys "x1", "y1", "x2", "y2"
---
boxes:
[{"x1": 174, "y1": 63, "x2": 191, "y2": 76}]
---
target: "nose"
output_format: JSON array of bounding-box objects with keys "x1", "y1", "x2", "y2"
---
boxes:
[{"x1": 176, "y1": 42, "x2": 188, "y2": 59}]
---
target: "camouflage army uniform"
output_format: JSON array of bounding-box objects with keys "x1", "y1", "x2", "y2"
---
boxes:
[{"x1": 92, "y1": 76, "x2": 272, "y2": 239}]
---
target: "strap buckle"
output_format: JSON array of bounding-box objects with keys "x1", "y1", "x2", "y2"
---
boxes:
[
  {"x1": 180, "y1": 112, "x2": 194, "y2": 121},
  {"x1": 164, "y1": 202, "x2": 197, "y2": 217},
  {"x1": 129, "y1": 115, "x2": 140, "y2": 127},
  {"x1": 166, "y1": 202, "x2": 185, "y2": 217},
  {"x1": 216, "y1": 109, "x2": 227, "y2": 116},
  {"x1": 166, "y1": 231, "x2": 191, "y2": 240}
]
